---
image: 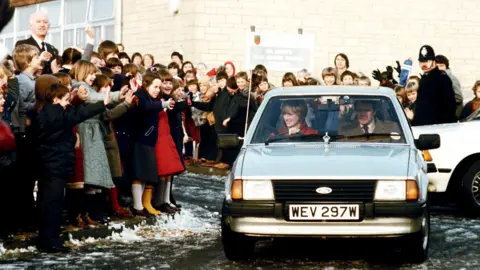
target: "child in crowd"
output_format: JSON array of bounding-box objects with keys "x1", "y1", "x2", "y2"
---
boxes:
[
  {"x1": 394, "y1": 85, "x2": 406, "y2": 107},
  {"x1": 340, "y1": 71, "x2": 356, "y2": 85},
  {"x1": 282, "y1": 72, "x2": 299, "y2": 87},
  {"x1": 405, "y1": 82, "x2": 418, "y2": 121},
  {"x1": 460, "y1": 80, "x2": 480, "y2": 119},
  {"x1": 358, "y1": 76, "x2": 371, "y2": 86},
  {"x1": 32, "y1": 82, "x2": 108, "y2": 253},
  {"x1": 322, "y1": 67, "x2": 337, "y2": 86}
]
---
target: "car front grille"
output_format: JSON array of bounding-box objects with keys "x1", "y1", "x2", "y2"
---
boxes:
[{"x1": 271, "y1": 180, "x2": 376, "y2": 202}]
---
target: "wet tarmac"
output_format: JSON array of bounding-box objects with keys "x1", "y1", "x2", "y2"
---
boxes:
[{"x1": 1, "y1": 173, "x2": 480, "y2": 269}]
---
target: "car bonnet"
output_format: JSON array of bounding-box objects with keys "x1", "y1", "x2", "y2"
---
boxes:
[{"x1": 241, "y1": 144, "x2": 411, "y2": 180}]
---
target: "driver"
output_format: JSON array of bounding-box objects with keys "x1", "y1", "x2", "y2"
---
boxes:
[
  {"x1": 273, "y1": 100, "x2": 318, "y2": 136},
  {"x1": 340, "y1": 100, "x2": 400, "y2": 138}
]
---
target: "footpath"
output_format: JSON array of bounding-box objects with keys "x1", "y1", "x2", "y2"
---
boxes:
[{"x1": 0, "y1": 163, "x2": 229, "y2": 256}]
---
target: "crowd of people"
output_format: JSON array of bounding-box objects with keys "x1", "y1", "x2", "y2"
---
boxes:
[{"x1": 0, "y1": 5, "x2": 478, "y2": 254}]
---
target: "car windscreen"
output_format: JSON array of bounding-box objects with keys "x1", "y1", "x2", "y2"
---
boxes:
[{"x1": 250, "y1": 95, "x2": 406, "y2": 144}]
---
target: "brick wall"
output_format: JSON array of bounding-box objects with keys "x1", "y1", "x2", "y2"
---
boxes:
[
  {"x1": 122, "y1": 0, "x2": 480, "y2": 100},
  {"x1": 10, "y1": 0, "x2": 53, "y2": 7}
]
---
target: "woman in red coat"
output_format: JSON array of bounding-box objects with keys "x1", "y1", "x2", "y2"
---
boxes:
[
  {"x1": 272, "y1": 100, "x2": 318, "y2": 136},
  {"x1": 153, "y1": 108, "x2": 185, "y2": 214}
]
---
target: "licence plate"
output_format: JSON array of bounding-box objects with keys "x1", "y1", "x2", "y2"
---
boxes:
[{"x1": 289, "y1": 204, "x2": 360, "y2": 220}]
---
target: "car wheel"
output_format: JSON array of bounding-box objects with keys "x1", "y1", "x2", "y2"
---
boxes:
[
  {"x1": 403, "y1": 202, "x2": 430, "y2": 263},
  {"x1": 458, "y1": 160, "x2": 480, "y2": 216},
  {"x1": 221, "y1": 221, "x2": 256, "y2": 261}
]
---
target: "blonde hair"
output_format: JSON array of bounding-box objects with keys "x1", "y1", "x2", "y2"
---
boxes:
[
  {"x1": 13, "y1": 44, "x2": 40, "y2": 71},
  {"x1": 406, "y1": 81, "x2": 418, "y2": 94},
  {"x1": 70, "y1": 60, "x2": 98, "y2": 82},
  {"x1": 0, "y1": 64, "x2": 6, "y2": 79},
  {"x1": 358, "y1": 76, "x2": 371, "y2": 86}
]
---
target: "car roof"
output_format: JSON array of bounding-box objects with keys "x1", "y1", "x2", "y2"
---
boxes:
[{"x1": 264, "y1": 86, "x2": 396, "y2": 99}]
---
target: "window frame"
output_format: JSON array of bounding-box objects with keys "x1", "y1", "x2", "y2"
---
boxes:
[
  {"x1": 0, "y1": 0, "x2": 119, "y2": 53},
  {"x1": 249, "y1": 95, "x2": 408, "y2": 145}
]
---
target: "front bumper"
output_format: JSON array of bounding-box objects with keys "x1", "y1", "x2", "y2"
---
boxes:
[{"x1": 222, "y1": 200, "x2": 426, "y2": 237}]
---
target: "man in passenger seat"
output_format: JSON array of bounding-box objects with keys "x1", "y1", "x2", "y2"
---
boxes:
[{"x1": 339, "y1": 100, "x2": 400, "y2": 141}]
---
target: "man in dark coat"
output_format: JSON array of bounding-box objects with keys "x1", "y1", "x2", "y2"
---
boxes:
[
  {"x1": 411, "y1": 45, "x2": 457, "y2": 126},
  {"x1": 15, "y1": 11, "x2": 58, "y2": 75}
]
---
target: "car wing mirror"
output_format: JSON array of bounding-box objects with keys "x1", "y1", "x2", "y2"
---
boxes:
[
  {"x1": 415, "y1": 134, "x2": 440, "y2": 150},
  {"x1": 217, "y1": 134, "x2": 242, "y2": 148}
]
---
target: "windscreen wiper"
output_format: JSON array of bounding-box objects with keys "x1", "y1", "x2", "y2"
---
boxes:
[
  {"x1": 338, "y1": 133, "x2": 403, "y2": 141},
  {"x1": 264, "y1": 133, "x2": 331, "y2": 145}
]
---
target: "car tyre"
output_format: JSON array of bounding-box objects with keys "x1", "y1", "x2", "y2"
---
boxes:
[
  {"x1": 403, "y1": 202, "x2": 430, "y2": 263},
  {"x1": 221, "y1": 221, "x2": 256, "y2": 261},
  {"x1": 458, "y1": 160, "x2": 480, "y2": 216}
]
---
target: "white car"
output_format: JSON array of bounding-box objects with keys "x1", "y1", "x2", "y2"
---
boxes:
[{"x1": 412, "y1": 109, "x2": 480, "y2": 215}]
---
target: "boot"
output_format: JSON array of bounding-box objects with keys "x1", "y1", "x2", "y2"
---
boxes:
[
  {"x1": 169, "y1": 177, "x2": 181, "y2": 208},
  {"x1": 142, "y1": 185, "x2": 161, "y2": 215}
]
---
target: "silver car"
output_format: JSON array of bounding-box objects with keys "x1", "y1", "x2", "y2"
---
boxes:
[{"x1": 220, "y1": 86, "x2": 440, "y2": 263}]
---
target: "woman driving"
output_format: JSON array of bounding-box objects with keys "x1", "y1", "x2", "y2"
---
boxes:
[{"x1": 276, "y1": 100, "x2": 318, "y2": 136}]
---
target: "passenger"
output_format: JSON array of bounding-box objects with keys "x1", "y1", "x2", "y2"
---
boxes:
[
  {"x1": 273, "y1": 100, "x2": 318, "y2": 136},
  {"x1": 339, "y1": 100, "x2": 400, "y2": 139}
]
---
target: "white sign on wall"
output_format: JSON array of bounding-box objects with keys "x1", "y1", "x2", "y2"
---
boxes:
[{"x1": 245, "y1": 31, "x2": 315, "y2": 72}]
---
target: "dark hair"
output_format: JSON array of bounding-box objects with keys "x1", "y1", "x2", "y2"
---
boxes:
[
  {"x1": 334, "y1": 53, "x2": 350, "y2": 69},
  {"x1": 158, "y1": 68, "x2": 173, "y2": 82},
  {"x1": 131, "y1": 52, "x2": 143, "y2": 65},
  {"x1": 100, "y1": 67, "x2": 114, "y2": 78},
  {"x1": 181, "y1": 61, "x2": 195, "y2": 77},
  {"x1": 168, "y1": 62, "x2": 180, "y2": 70},
  {"x1": 153, "y1": 63, "x2": 166, "y2": 70},
  {"x1": 142, "y1": 73, "x2": 160, "y2": 89},
  {"x1": 91, "y1": 52, "x2": 101, "y2": 59},
  {"x1": 118, "y1": 52, "x2": 131, "y2": 63},
  {"x1": 354, "y1": 99, "x2": 377, "y2": 111},
  {"x1": 282, "y1": 72, "x2": 298, "y2": 86},
  {"x1": 340, "y1": 70, "x2": 356, "y2": 81},
  {"x1": 98, "y1": 40, "x2": 119, "y2": 60},
  {"x1": 106, "y1": 57, "x2": 122, "y2": 68},
  {"x1": 46, "y1": 83, "x2": 70, "y2": 104},
  {"x1": 435, "y1": 55, "x2": 449, "y2": 69},
  {"x1": 226, "y1": 77, "x2": 238, "y2": 89},
  {"x1": 53, "y1": 55, "x2": 63, "y2": 67},
  {"x1": 35, "y1": 75, "x2": 60, "y2": 112},
  {"x1": 307, "y1": 77, "x2": 320, "y2": 85},
  {"x1": 53, "y1": 72, "x2": 72, "y2": 88},
  {"x1": 93, "y1": 74, "x2": 112, "y2": 92},
  {"x1": 253, "y1": 73, "x2": 268, "y2": 89},
  {"x1": 254, "y1": 64, "x2": 267, "y2": 74},
  {"x1": 216, "y1": 71, "x2": 228, "y2": 81},
  {"x1": 472, "y1": 80, "x2": 480, "y2": 92},
  {"x1": 122, "y1": 63, "x2": 139, "y2": 77},
  {"x1": 171, "y1": 51, "x2": 183, "y2": 62},
  {"x1": 186, "y1": 79, "x2": 198, "y2": 86},
  {"x1": 61, "y1": 48, "x2": 81, "y2": 65}
]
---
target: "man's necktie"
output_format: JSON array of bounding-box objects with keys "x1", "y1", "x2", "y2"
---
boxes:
[
  {"x1": 41, "y1": 41, "x2": 46, "y2": 52},
  {"x1": 362, "y1": 124, "x2": 369, "y2": 134}
]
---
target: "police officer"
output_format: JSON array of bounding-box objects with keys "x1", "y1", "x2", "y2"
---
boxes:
[{"x1": 411, "y1": 45, "x2": 457, "y2": 126}]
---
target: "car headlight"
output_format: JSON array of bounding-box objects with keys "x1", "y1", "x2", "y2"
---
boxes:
[
  {"x1": 374, "y1": 181, "x2": 406, "y2": 201},
  {"x1": 241, "y1": 180, "x2": 275, "y2": 200},
  {"x1": 374, "y1": 180, "x2": 420, "y2": 201}
]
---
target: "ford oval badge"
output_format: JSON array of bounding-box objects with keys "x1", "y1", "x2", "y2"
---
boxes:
[{"x1": 316, "y1": 187, "x2": 332, "y2": 194}]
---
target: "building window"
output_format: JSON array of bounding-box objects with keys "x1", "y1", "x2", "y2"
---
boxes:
[{"x1": 0, "y1": 0, "x2": 118, "y2": 54}]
